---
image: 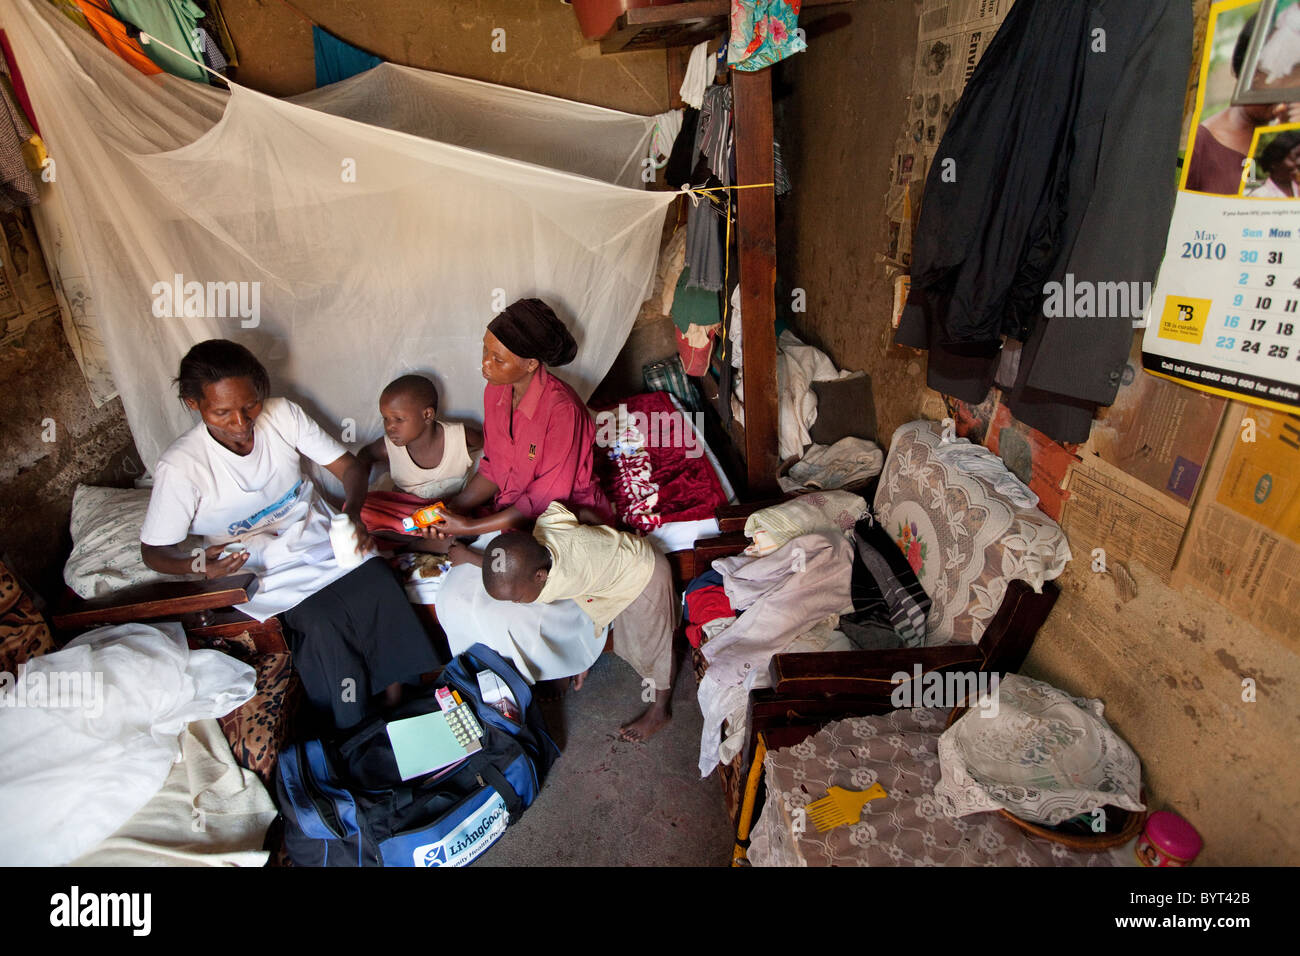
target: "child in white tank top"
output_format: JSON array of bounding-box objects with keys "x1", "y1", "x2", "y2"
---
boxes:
[{"x1": 358, "y1": 375, "x2": 482, "y2": 544}]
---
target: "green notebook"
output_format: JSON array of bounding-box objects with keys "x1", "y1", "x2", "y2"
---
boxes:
[{"x1": 386, "y1": 706, "x2": 483, "y2": 781}]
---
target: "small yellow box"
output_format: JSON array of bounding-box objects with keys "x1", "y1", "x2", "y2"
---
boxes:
[{"x1": 1156, "y1": 295, "x2": 1211, "y2": 345}]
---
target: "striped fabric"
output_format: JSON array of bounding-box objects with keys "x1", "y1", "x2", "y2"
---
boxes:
[
  {"x1": 846, "y1": 512, "x2": 930, "y2": 647},
  {"x1": 642, "y1": 354, "x2": 703, "y2": 412}
]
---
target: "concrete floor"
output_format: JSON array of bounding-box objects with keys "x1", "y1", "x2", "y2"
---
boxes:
[{"x1": 479, "y1": 651, "x2": 735, "y2": 867}]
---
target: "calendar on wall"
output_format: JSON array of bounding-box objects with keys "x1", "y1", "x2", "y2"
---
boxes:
[{"x1": 1142, "y1": 0, "x2": 1300, "y2": 413}]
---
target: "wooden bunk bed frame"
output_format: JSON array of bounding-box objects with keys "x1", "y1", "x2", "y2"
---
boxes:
[{"x1": 613, "y1": 0, "x2": 855, "y2": 497}]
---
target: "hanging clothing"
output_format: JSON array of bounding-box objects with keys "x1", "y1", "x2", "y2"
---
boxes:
[
  {"x1": 196, "y1": 26, "x2": 226, "y2": 75},
  {"x1": 679, "y1": 39, "x2": 711, "y2": 109},
  {"x1": 773, "y1": 139, "x2": 790, "y2": 196},
  {"x1": 684, "y1": 195, "x2": 725, "y2": 292},
  {"x1": 73, "y1": 0, "x2": 163, "y2": 76},
  {"x1": 0, "y1": 43, "x2": 37, "y2": 210},
  {"x1": 197, "y1": 0, "x2": 238, "y2": 69},
  {"x1": 727, "y1": 0, "x2": 807, "y2": 72},
  {"x1": 664, "y1": 106, "x2": 700, "y2": 188},
  {"x1": 109, "y1": 0, "x2": 209, "y2": 83},
  {"x1": 649, "y1": 108, "x2": 683, "y2": 168},
  {"x1": 313, "y1": 24, "x2": 382, "y2": 87},
  {"x1": 671, "y1": 265, "x2": 720, "y2": 332},
  {"x1": 698, "y1": 83, "x2": 733, "y2": 186},
  {"x1": 49, "y1": 0, "x2": 94, "y2": 34},
  {"x1": 0, "y1": 31, "x2": 39, "y2": 135},
  {"x1": 676, "y1": 324, "x2": 718, "y2": 376},
  {"x1": 895, "y1": 0, "x2": 1193, "y2": 443}
]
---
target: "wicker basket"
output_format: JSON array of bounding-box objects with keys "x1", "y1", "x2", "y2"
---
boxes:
[{"x1": 945, "y1": 705, "x2": 1147, "y2": 850}]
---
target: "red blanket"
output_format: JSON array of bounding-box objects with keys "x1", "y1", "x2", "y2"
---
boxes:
[{"x1": 591, "y1": 392, "x2": 728, "y2": 532}]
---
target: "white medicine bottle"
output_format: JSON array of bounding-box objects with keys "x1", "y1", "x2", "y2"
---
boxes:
[{"x1": 329, "y1": 513, "x2": 365, "y2": 569}]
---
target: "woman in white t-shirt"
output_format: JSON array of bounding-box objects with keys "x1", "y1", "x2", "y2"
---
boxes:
[{"x1": 139, "y1": 340, "x2": 442, "y2": 729}]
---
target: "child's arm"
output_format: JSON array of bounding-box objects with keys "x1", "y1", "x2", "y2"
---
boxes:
[
  {"x1": 355, "y1": 435, "x2": 388, "y2": 475},
  {"x1": 464, "y1": 425, "x2": 484, "y2": 454},
  {"x1": 573, "y1": 506, "x2": 606, "y2": 526},
  {"x1": 445, "y1": 540, "x2": 483, "y2": 568}
]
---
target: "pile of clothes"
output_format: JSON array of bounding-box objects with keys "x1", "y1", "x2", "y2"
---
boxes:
[{"x1": 687, "y1": 491, "x2": 931, "y2": 776}]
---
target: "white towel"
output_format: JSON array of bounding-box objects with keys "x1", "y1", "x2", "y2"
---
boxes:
[
  {"x1": 680, "y1": 40, "x2": 712, "y2": 109},
  {"x1": 650, "y1": 108, "x2": 683, "y2": 165}
]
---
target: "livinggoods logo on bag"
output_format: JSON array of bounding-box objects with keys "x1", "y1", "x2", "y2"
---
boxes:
[
  {"x1": 151, "y1": 273, "x2": 261, "y2": 328},
  {"x1": 410, "y1": 790, "x2": 508, "y2": 867}
]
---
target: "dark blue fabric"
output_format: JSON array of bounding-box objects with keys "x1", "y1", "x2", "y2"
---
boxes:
[
  {"x1": 684, "y1": 568, "x2": 724, "y2": 597},
  {"x1": 313, "y1": 25, "x2": 382, "y2": 87}
]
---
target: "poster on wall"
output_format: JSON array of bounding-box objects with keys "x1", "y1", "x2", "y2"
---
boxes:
[{"x1": 1142, "y1": 0, "x2": 1300, "y2": 413}]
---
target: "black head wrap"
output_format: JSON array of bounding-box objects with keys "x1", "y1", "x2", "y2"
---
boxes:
[{"x1": 487, "y1": 298, "x2": 577, "y2": 367}]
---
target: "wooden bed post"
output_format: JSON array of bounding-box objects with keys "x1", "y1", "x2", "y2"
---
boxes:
[{"x1": 732, "y1": 67, "x2": 781, "y2": 494}]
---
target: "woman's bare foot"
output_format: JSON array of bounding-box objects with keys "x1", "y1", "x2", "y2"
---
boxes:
[
  {"x1": 618, "y1": 694, "x2": 670, "y2": 743},
  {"x1": 571, "y1": 668, "x2": 590, "y2": 691}
]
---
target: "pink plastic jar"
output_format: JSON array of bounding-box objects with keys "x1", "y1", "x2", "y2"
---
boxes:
[{"x1": 1134, "y1": 811, "x2": 1203, "y2": 867}]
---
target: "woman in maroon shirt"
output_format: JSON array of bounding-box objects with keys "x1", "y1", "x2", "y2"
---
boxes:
[{"x1": 436, "y1": 298, "x2": 611, "y2": 536}]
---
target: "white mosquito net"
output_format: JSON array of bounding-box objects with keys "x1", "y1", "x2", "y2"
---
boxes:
[{"x1": 2, "y1": 0, "x2": 674, "y2": 474}]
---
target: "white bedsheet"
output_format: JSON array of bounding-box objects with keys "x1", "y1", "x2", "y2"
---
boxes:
[{"x1": 0, "y1": 622, "x2": 255, "y2": 867}]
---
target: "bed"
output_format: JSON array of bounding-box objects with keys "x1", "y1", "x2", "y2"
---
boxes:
[
  {"x1": 48, "y1": 389, "x2": 739, "y2": 782},
  {"x1": 684, "y1": 420, "x2": 1071, "y2": 848}
]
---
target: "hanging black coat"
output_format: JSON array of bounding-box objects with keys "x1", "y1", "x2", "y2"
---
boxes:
[{"x1": 895, "y1": 0, "x2": 1193, "y2": 443}]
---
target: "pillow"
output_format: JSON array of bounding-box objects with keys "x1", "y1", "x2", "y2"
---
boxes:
[
  {"x1": 0, "y1": 559, "x2": 56, "y2": 673},
  {"x1": 64, "y1": 485, "x2": 202, "y2": 599},
  {"x1": 215, "y1": 636, "x2": 302, "y2": 789},
  {"x1": 809, "y1": 372, "x2": 876, "y2": 446},
  {"x1": 873, "y1": 421, "x2": 1071, "y2": 646},
  {"x1": 743, "y1": 490, "x2": 866, "y2": 557}
]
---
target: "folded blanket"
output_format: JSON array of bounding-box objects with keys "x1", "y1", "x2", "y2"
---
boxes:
[
  {"x1": 593, "y1": 391, "x2": 728, "y2": 532},
  {"x1": 70, "y1": 718, "x2": 277, "y2": 867},
  {"x1": 743, "y1": 490, "x2": 866, "y2": 557}
]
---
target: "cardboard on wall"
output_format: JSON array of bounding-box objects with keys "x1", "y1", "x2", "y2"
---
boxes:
[
  {"x1": 1086, "y1": 339, "x2": 1227, "y2": 506},
  {"x1": 0, "y1": 206, "x2": 57, "y2": 349},
  {"x1": 1062, "y1": 454, "x2": 1191, "y2": 583},
  {"x1": 1172, "y1": 402, "x2": 1300, "y2": 650},
  {"x1": 1213, "y1": 407, "x2": 1300, "y2": 545}
]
